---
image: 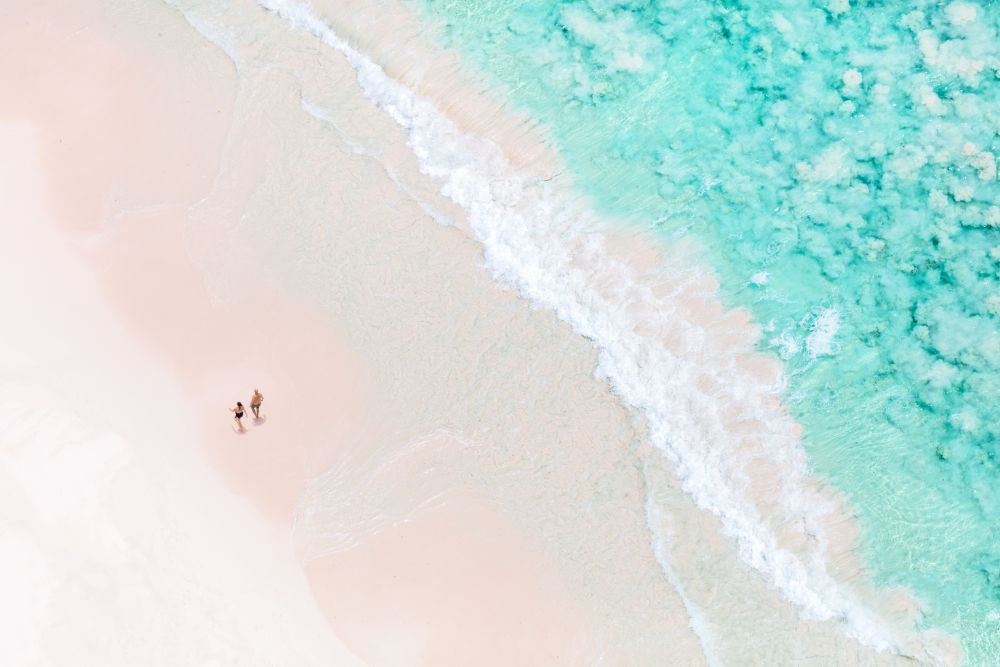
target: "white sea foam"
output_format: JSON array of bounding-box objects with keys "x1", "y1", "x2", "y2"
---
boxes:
[
  {"x1": 163, "y1": 0, "x2": 242, "y2": 67},
  {"x1": 644, "y1": 494, "x2": 721, "y2": 667},
  {"x1": 246, "y1": 0, "x2": 917, "y2": 654},
  {"x1": 805, "y1": 308, "x2": 841, "y2": 358},
  {"x1": 771, "y1": 330, "x2": 801, "y2": 360}
]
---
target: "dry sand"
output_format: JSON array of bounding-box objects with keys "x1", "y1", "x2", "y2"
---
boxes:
[
  {"x1": 0, "y1": 0, "x2": 960, "y2": 664},
  {"x1": 0, "y1": 118, "x2": 364, "y2": 665}
]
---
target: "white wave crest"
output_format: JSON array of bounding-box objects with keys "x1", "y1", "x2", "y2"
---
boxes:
[{"x1": 805, "y1": 308, "x2": 841, "y2": 358}]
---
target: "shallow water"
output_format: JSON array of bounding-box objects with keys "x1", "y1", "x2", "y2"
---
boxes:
[{"x1": 406, "y1": 0, "x2": 1000, "y2": 661}]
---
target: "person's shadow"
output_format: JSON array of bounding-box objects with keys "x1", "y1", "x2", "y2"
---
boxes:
[{"x1": 253, "y1": 414, "x2": 267, "y2": 425}]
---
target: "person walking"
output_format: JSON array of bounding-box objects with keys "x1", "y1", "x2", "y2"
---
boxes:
[
  {"x1": 250, "y1": 388, "x2": 264, "y2": 419},
  {"x1": 230, "y1": 401, "x2": 246, "y2": 432}
]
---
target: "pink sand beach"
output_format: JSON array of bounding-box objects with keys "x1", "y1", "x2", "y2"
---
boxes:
[{"x1": 0, "y1": 0, "x2": 961, "y2": 664}]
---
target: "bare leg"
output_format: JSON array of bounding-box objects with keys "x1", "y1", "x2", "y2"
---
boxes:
[{"x1": 235, "y1": 415, "x2": 244, "y2": 431}]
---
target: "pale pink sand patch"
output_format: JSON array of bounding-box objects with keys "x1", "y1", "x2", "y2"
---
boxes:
[
  {"x1": 88, "y1": 206, "x2": 369, "y2": 524},
  {"x1": 0, "y1": 121, "x2": 364, "y2": 666},
  {"x1": 306, "y1": 502, "x2": 597, "y2": 666}
]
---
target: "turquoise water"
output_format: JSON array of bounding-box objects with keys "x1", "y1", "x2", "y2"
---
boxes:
[{"x1": 410, "y1": 0, "x2": 1000, "y2": 661}]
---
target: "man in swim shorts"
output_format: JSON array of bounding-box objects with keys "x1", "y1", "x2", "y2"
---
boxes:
[{"x1": 250, "y1": 388, "x2": 263, "y2": 418}]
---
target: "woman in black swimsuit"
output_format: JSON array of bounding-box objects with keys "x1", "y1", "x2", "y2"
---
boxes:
[{"x1": 230, "y1": 401, "x2": 246, "y2": 431}]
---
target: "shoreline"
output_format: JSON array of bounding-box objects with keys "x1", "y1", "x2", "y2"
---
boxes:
[
  {"x1": 1, "y1": 0, "x2": 962, "y2": 664},
  {"x1": 271, "y1": 1, "x2": 961, "y2": 661}
]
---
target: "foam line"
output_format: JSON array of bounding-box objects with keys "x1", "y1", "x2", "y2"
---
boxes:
[
  {"x1": 293, "y1": 428, "x2": 473, "y2": 560},
  {"x1": 644, "y1": 493, "x2": 721, "y2": 667}
]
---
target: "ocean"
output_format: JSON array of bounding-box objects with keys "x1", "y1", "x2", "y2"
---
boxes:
[{"x1": 392, "y1": 0, "x2": 1000, "y2": 662}]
